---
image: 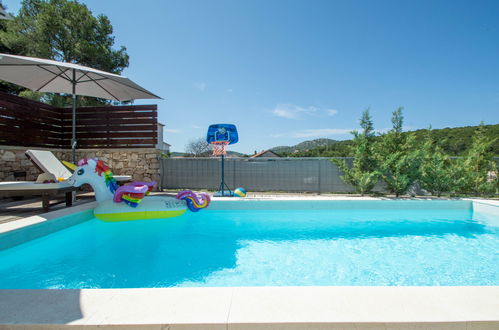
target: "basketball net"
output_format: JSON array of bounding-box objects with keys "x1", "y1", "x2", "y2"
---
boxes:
[{"x1": 211, "y1": 141, "x2": 229, "y2": 156}]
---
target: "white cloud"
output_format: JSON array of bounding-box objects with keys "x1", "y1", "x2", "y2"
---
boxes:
[
  {"x1": 271, "y1": 104, "x2": 318, "y2": 119},
  {"x1": 294, "y1": 128, "x2": 352, "y2": 138},
  {"x1": 270, "y1": 128, "x2": 352, "y2": 139},
  {"x1": 191, "y1": 124, "x2": 201, "y2": 129},
  {"x1": 271, "y1": 104, "x2": 339, "y2": 119},
  {"x1": 165, "y1": 128, "x2": 183, "y2": 133},
  {"x1": 193, "y1": 82, "x2": 207, "y2": 92}
]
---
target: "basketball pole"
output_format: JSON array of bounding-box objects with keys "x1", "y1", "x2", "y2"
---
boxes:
[
  {"x1": 218, "y1": 152, "x2": 232, "y2": 196},
  {"x1": 220, "y1": 153, "x2": 225, "y2": 196}
]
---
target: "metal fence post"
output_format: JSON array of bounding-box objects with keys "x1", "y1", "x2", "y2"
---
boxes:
[{"x1": 317, "y1": 159, "x2": 321, "y2": 194}]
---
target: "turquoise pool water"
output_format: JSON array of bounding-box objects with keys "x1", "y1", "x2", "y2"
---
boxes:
[{"x1": 0, "y1": 201, "x2": 498, "y2": 288}]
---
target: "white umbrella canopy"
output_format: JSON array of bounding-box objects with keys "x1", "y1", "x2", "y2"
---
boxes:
[
  {"x1": 0, "y1": 7, "x2": 13, "y2": 20},
  {"x1": 0, "y1": 53, "x2": 160, "y2": 101},
  {"x1": 0, "y1": 53, "x2": 161, "y2": 161}
]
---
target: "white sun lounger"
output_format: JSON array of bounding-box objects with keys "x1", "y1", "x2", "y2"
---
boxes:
[
  {"x1": 25, "y1": 150, "x2": 131, "y2": 182},
  {"x1": 0, "y1": 181, "x2": 75, "y2": 212}
]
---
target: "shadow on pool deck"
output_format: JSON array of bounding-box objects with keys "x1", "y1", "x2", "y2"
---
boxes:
[
  {"x1": 0, "y1": 192, "x2": 95, "y2": 224},
  {"x1": 0, "y1": 289, "x2": 83, "y2": 324}
]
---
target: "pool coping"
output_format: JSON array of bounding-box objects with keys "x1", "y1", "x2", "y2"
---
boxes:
[
  {"x1": 1, "y1": 197, "x2": 498, "y2": 329},
  {"x1": 1, "y1": 286, "x2": 498, "y2": 329}
]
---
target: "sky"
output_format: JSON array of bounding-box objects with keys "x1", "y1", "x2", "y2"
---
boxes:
[{"x1": 3, "y1": 0, "x2": 499, "y2": 154}]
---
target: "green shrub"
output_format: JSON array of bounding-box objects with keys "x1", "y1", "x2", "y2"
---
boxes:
[
  {"x1": 452, "y1": 123, "x2": 497, "y2": 195},
  {"x1": 418, "y1": 130, "x2": 453, "y2": 197},
  {"x1": 332, "y1": 109, "x2": 380, "y2": 195},
  {"x1": 375, "y1": 108, "x2": 420, "y2": 197}
]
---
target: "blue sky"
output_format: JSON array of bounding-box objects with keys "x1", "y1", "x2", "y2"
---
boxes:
[{"x1": 3, "y1": 0, "x2": 499, "y2": 154}]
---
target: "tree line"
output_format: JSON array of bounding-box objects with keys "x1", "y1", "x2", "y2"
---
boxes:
[
  {"x1": 333, "y1": 108, "x2": 498, "y2": 197},
  {"x1": 0, "y1": 0, "x2": 128, "y2": 106},
  {"x1": 279, "y1": 124, "x2": 499, "y2": 157}
]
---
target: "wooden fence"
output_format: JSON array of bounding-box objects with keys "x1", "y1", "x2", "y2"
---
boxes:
[
  {"x1": 0, "y1": 91, "x2": 63, "y2": 148},
  {"x1": 0, "y1": 91, "x2": 158, "y2": 149}
]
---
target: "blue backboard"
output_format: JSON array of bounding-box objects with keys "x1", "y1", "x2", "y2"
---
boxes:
[{"x1": 206, "y1": 124, "x2": 238, "y2": 145}]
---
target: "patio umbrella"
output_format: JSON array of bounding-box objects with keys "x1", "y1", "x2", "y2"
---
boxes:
[
  {"x1": 0, "y1": 53, "x2": 160, "y2": 162},
  {"x1": 0, "y1": 7, "x2": 13, "y2": 20}
]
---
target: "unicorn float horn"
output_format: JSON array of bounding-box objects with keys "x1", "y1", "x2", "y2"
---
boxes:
[
  {"x1": 62, "y1": 160, "x2": 77, "y2": 171},
  {"x1": 176, "y1": 190, "x2": 211, "y2": 212}
]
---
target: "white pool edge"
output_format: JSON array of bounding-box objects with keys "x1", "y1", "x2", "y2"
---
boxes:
[
  {"x1": 1, "y1": 286, "x2": 498, "y2": 329},
  {"x1": 1, "y1": 197, "x2": 498, "y2": 329}
]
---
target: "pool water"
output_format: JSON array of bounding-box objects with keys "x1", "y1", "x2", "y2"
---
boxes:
[{"x1": 0, "y1": 201, "x2": 498, "y2": 288}]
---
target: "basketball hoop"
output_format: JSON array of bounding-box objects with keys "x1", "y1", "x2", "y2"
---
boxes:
[
  {"x1": 206, "y1": 124, "x2": 239, "y2": 196},
  {"x1": 211, "y1": 140, "x2": 229, "y2": 156}
]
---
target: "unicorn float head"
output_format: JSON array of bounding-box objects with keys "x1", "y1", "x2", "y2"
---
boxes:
[
  {"x1": 66, "y1": 158, "x2": 118, "y2": 202},
  {"x1": 65, "y1": 158, "x2": 210, "y2": 222}
]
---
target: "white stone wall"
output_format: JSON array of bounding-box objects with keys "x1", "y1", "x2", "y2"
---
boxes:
[{"x1": 0, "y1": 146, "x2": 161, "y2": 186}]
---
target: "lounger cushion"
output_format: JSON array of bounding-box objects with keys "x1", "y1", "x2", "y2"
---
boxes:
[
  {"x1": 26, "y1": 150, "x2": 72, "y2": 180},
  {"x1": 25, "y1": 150, "x2": 131, "y2": 182}
]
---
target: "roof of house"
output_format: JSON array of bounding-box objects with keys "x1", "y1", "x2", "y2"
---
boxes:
[{"x1": 249, "y1": 150, "x2": 281, "y2": 158}]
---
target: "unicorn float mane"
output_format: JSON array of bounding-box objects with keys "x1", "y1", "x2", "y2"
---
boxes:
[{"x1": 78, "y1": 158, "x2": 118, "y2": 195}]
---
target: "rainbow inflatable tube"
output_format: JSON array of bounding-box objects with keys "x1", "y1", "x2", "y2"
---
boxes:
[
  {"x1": 94, "y1": 196, "x2": 186, "y2": 221},
  {"x1": 94, "y1": 190, "x2": 211, "y2": 222},
  {"x1": 65, "y1": 158, "x2": 211, "y2": 222}
]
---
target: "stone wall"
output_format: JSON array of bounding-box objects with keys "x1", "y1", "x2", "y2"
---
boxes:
[{"x1": 0, "y1": 146, "x2": 160, "y2": 186}]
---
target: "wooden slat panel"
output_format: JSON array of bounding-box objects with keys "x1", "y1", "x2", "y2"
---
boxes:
[
  {"x1": 59, "y1": 104, "x2": 157, "y2": 113},
  {"x1": 0, "y1": 115, "x2": 63, "y2": 133},
  {"x1": 0, "y1": 130, "x2": 62, "y2": 145},
  {"x1": 62, "y1": 132, "x2": 157, "y2": 139},
  {"x1": 0, "y1": 92, "x2": 158, "y2": 149},
  {"x1": 61, "y1": 111, "x2": 157, "y2": 120},
  {"x1": 0, "y1": 91, "x2": 60, "y2": 110},
  {"x1": 0, "y1": 124, "x2": 63, "y2": 139},
  {"x1": 78, "y1": 138, "x2": 156, "y2": 145},
  {"x1": 0, "y1": 105, "x2": 63, "y2": 126},
  {"x1": 63, "y1": 118, "x2": 157, "y2": 126},
  {"x1": 65, "y1": 125, "x2": 158, "y2": 132}
]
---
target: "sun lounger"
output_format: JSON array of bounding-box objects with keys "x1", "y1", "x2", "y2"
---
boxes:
[
  {"x1": 25, "y1": 150, "x2": 131, "y2": 182},
  {"x1": 0, "y1": 181, "x2": 75, "y2": 212}
]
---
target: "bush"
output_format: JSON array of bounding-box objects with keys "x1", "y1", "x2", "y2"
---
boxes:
[
  {"x1": 452, "y1": 123, "x2": 497, "y2": 195},
  {"x1": 418, "y1": 129, "x2": 453, "y2": 197},
  {"x1": 332, "y1": 109, "x2": 380, "y2": 195},
  {"x1": 375, "y1": 108, "x2": 420, "y2": 197}
]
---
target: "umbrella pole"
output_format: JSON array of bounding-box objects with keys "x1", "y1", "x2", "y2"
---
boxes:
[{"x1": 71, "y1": 69, "x2": 77, "y2": 163}]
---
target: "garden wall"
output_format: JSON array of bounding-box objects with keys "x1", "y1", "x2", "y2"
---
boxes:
[
  {"x1": 0, "y1": 146, "x2": 160, "y2": 184},
  {"x1": 160, "y1": 157, "x2": 357, "y2": 193},
  {"x1": 160, "y1": 157, "x2": 499, "y2": 194}
]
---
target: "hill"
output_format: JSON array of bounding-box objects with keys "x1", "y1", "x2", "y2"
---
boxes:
[
  {"x1": 272, "y1": 124, "x2": 499, "y2": 157},
  {"x1": 272, "y1": 138, "x2": 340, "y2": 154}
]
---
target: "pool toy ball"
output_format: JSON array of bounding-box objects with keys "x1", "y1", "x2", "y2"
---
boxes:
[{"x1": 234, "y1": 187, "x2": 247, "y2": 197}]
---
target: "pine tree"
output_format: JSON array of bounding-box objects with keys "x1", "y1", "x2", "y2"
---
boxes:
[
  {"x1": 332, "y1": 109, "x2": 380, "y2": 195},
  {"x1": 0, "y1": 0, "x2": 129, "y2": 105},
  {"x1": 418, "y1": 129, "x2": 453, "y2": 197},
  {"x1": 376, "y1": 107, "x2": 420, "y2": 197},
  {"x1": 453, "y1": 123, "x2": 498, "y2": 195}
]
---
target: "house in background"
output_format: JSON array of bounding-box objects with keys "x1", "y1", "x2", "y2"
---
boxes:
[
  {"x1": 250, "y1": 149, "x2": 281, "y2": 158},
  {"x1": 156, "y1": 123, "x2": 171, "y2": 153}
]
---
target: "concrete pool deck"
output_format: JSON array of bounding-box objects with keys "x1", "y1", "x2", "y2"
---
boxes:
[
  {"x1": 0, "y1": 197, "x2": 498, "y2": 329},
  {"x1": 1, "y1": 286, "x2": 498, "y2": 329}
]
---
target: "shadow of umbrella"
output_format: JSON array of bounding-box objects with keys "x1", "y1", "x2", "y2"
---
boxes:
[{"x1": 0, "y1": 289, "x2": 83, "y2": 324}]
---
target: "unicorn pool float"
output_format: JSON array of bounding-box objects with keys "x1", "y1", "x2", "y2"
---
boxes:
[{"x1": 65, "y1": 158, "x2": 210, "y2": 222}]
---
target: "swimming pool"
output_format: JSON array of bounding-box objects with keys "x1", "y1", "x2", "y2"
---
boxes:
[{"x1": 0, "y1": 200, "x2": 498, "y2": 288}]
